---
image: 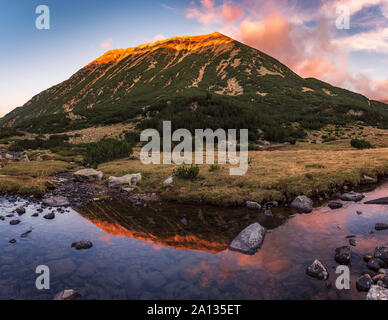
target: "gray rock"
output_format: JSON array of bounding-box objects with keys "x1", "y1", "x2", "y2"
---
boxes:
[
  {"x1": 246, "y1": 201, "x2": 261, "y2": 210},
  {"x1": 368, "y1": 258, "x2": 384, "y2": 271},
  {"x1": 9, "y1": 239, "x2": 16, "y2": 244},
  {"x1": 291, "y1": 195, "x2": 313, "y2": 213},
  {"x1": 356, "y1": 274, "x2": 373, "y2": 292},
  {"x1": 340, "y1": 191, "x2": 364, "y2": 202},
  {"x1": 335, "y1": 246, "x2": 351, "y2": 265},
  {"x1": 9, "y1": 219, "x2": 20, "y2": 226},
  {"x1": 363, "y1": 175, "x2": 378, "y2": 184},
  {"x1": 366, "y1": 285, "x2": 388, "y2": 300},
  {"x1": 374, "y1": 246, "x2": 388, "y2": 261},
  {"x1": 20, "y1": 229, "x2": 32, "y2": 238},
  {"x1": 42, "y1": 196, "x2": 70, "y2": 207},
  {"x1": 18, "y1": 154, "x2": 30, "y2": 162},
  {"x1": 229, "y1": 223, "x2": 266, "y2": 255},
  {"x1": 306, "y1": 260, "x2": 329, "y2": 280},
  {"x1": 365, "y1": 197, "x2": 388, "y2": 205},
  {"x1": 71, "y1": 240, "x2": 93, "y2": 250},
  {"x1": 44, "y1": 212, "x2": 55, "y2": 220},
  {"x1": 328, "y1": 202, "x2": 343, "y2": 210},
  {"x1": 108, "y1": 173, "x2": 141, "y2": 188},
  {"x1": 163, "y1": 176, "x2": 174, "y2": 187},
  {"x1": 74, "y1": 169, "x2": 103, "y2": 182},
  {"x1": 264, "y1": 209, "x2": 273, "y2": 218},
  {"x1": 54, "y1": 289, "x2": 81, "y2": 301},
  {"x1": 16, "y1": 207, "x2": 26, "y2": 215},
  {"x1": 378, "y1": 269, "x2": 388, "y2": 275},
  {"x1": 264, "y1": 201, "x2": 279, "y2": 208},
  {"x1": 380, "y1": 275, "x2": 388, "y2": 288},
  {"x1": 375, "y1": 223, "x2": 388, "y2": 231}
]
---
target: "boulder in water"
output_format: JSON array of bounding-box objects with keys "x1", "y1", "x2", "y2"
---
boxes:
[{"x1": 229, "y1": 223, "x2": 266, "y2": 255}]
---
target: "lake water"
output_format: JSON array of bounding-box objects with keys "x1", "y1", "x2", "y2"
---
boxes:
[{"x1": 1, "y1": 184, "x2": 388, "y2": 300}]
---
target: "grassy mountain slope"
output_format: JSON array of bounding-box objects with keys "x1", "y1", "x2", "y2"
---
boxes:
[{"x1": 1, "y1": 32, "x2": 387, "y2": 141}]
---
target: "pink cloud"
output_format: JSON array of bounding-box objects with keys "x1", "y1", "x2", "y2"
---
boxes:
[
  {"x1": 221, "y1": 3, "x2": 244, "y2": 23},
  {"x1": 185, "y1": 0, "x2": 388, "y2": 101},
  {"x1": 100, "y1": 38, "x2": 113, "y2": 50},
  {"x1": 186, "y1": 0, "x2": 244, "y2": 25}
]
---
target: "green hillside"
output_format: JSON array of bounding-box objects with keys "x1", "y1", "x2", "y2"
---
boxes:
[{"x1": 1, "y1": 32, "x2": 387, "y2": 142}]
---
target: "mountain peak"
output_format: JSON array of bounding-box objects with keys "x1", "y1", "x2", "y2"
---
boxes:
[{"x1": 88, "y1": 32, "x2": 234, "y2": 66}]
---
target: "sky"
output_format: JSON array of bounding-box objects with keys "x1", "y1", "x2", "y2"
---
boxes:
[{"x1": 0, "y1": 0, "x2": 387, "y2": 116}]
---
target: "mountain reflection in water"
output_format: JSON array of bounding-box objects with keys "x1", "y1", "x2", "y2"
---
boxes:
[
  {"x1": 77, "y1": 198, "x2": 290, "y2": 254},
  {"x1": 1, "y1": 184, "x2": 388, "y2": 300}
]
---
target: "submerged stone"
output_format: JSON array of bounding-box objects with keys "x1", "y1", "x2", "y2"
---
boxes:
[
  {"x1": 71, "y1": 240, "x2": 93, "y2": 250},
  {"x1": 9, "y1": 219, "x2": 20, "y2": 226},
  {"x1": 375, "y1": 223, "x2": 388, "y2": 231},
  {"x1": 44, "y1": 212, "x2": 55, "y2": 220},
  {"x1": 365, "y1": 197, "x2": 388, "y2": 205},
  {"x1": 328, "y1": 202, "x2": 343, "y2": 210}
]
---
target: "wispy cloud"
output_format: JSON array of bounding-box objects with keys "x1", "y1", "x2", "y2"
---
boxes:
[{"x1": 100, "y1": 38, "x2": 113, "y2": 50}]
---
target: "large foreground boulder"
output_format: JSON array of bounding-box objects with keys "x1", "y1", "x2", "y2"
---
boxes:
[
  {"x1": 306, "y1": 260, "x2": 329, "y2": 280},
  {"x1": 291, "y1": 195, "x2": 313, "y2": 213},
  {"x1": 340, "y1": 191, "x2": 364, "y2": 202},
  {"x1": 229, "y1": 223, "x2": 266, "y2": 255},
  {"x1": 74, "y1": 169, "x2": 103, "y2": 182},
  {"x1": 108, "y1": 173, "x2": 142, "y2": 188},
  {"x1": 366, "y1": 285, "x2": 388, "y2": 300}
]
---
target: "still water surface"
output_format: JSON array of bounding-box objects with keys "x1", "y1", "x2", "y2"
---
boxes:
[{"x1": 1, "y1": 184, "x2": 388, "y2": 300}]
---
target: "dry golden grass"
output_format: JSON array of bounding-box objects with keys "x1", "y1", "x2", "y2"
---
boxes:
[
  {"x1": 0, "y1": 160, "x2": 77, "y2": 195},
  {"x1": 98, "y1": 147, "x2": 388, "y2": 206}
]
